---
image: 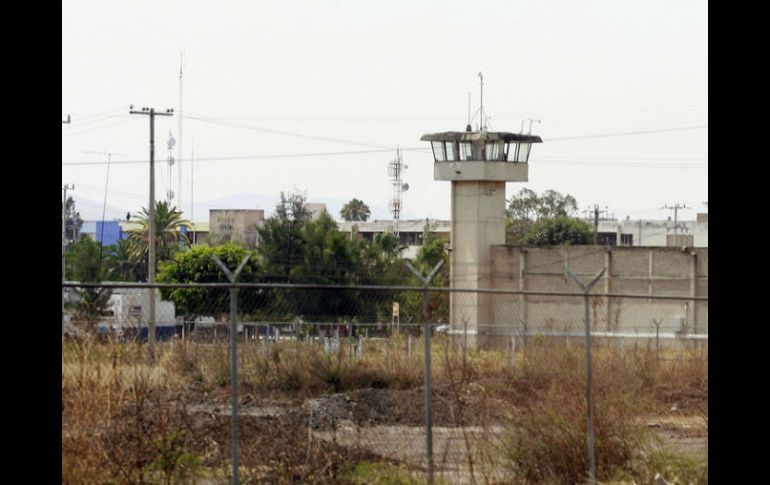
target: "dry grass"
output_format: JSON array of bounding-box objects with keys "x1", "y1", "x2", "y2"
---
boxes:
[{"x1": 62, "y1": 335, "x2": 707, "y2": 484}]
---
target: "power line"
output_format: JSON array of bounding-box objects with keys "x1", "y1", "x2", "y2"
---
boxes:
[
  {"x1": 61, "y1": 117, "x2": 138, "y2": 137},
  {"x1": 533, "y1": 159, "x2": 707, "y2": 169},
  {"x1": 186, "y1": 114, "x2": 396, "y2": 150},
  {"x1": 62, "y1": 149, "x2": 706, "y2": 168},
  {"x1": 61, "y1": 148, "x2": 420, "y2": 166},
  {"x1": 546, "y1": 124, "x2": 707, "y2": 142}
]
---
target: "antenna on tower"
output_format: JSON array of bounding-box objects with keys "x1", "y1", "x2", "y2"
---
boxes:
[
  {"x1": 478, "y1": 72, "x2": 484, "y2": 131},
  {"x1": 520, "y1": 118, "x2": 542, "y2": 135},
  {"x1": 166, "y1": 131, "x2": 176, "y2": 202},
  {"x1": 466, "y1": 93, "x2": 472, "y2": 132},
  {"x1": 388, "y1": 147, "x2": 408, "y2": 238}
]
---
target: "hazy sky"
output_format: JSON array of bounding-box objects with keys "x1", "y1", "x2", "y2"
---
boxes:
[{"x1": 62, "y1": 0, "x2": 707, "y2": 222}]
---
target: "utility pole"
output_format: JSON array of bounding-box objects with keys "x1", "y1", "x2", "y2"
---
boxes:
[
  {"x1": 62, "y1": 114, "x2": 71, "y2": 333},
  {"x1": 662, "y1": 203, "x2": 691, "y2": 244},
  {"x1": 130, "y1": 106, "x2": 174, "y2": 361},
  {"x1": 191, "y1": 148, "x2": 196, "y2": 244},
  {"x1": 62, "y1": 184, "x2": 74, "y2": 333},
  {"x1": 583, "y1": 205, "x2": 609, "y2": 245}
]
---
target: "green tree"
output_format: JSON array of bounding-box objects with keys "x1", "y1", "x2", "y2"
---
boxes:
[
  {"x1": 257, "y1": 191, "x2": 312, "y2": 282},
  {"x1": 103, "y1": 238, "x2": 142, "y2": 282},
  {"x1": 66, "y1": 238, "x2": 112, "y2": 333},
  {"x1": 128, "y1": 201, "x2": 191, "y2": 280},
  {"x1": 506, "y1": 188, "x2": 579, "y2": 244},
  {"x1": 292, "y1": 210, "x2": 362, "y2": 320},
  {"x1": 257, "y1": 192, "x2": 372, "y2": 322},
  {"x1": 340, "y1": 198, "x2": 371, "y2": 222},
  {"x1": 399, "y1": 235, "x2": 450, "y2": 328},
  {"x1": 63, "y1": 196, "x2": 84, "y2": 244},
  {"x1": 521, "y1": 215, "x2": 593, "y2": 246},
  {"x1": 157, "y1": 243, "x2": 262, "y2": 319}
]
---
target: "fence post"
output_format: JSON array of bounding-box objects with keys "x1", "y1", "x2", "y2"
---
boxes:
[
  {"x1": 462, "y1": 314, "x2": 469, "y2": 366},
  {"x1": 212, "y1": 254, "x2": 251, "y2": 485},
  {"x1": 404, "y1": 260, "x2": 444, "y2": 485},
  {"x1": 358, "y1": 334, "x2": 364, "y2": 359},
  {"x1": 567, "y1": 268, "x2": 606, "y2": 485},
  {"x1": 407, "y1": 334, "x2": 412, "y2": 358}
]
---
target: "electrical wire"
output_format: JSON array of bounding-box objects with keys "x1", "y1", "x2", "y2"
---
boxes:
[{"x1": 61, "y1": 117, "x2": 138, "y2": 138}]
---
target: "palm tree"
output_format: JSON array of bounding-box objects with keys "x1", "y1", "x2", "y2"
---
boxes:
[
  {"x1": 104, "y1": 238, "x2": 142, "y2": 282},
  {"x1": 128, "y1": 201, "x2": 191, "y2": 279},
  {"x1": 340, "y1": 198, "x2": 371, "y2": 222}
]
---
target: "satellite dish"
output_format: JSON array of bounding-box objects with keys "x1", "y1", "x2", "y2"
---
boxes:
[
  {"x1": 167, "y1": 190, "x2": 175, "y2": 200},
  {"x1": 167, "y1": 135, "x2": 176, "y2": 149},
  {"x1": 168, "y1": 155, "x2": 175, "y2": 166},
  {"x1": 388, "y1": 198, "x2": 400, "y2": 212},
  {"x1": 402, "y1": 183, "x2": 409, "y2": 191}
]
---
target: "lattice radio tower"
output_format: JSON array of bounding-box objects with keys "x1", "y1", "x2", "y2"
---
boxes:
[
  {"x1": 388, "y1": 147, "x2": 409, "y2": 237},
  {"x1": 166, "y1": 132, "x2": 176, "y2": 202}
]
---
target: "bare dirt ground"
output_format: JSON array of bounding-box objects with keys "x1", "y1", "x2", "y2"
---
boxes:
[{"x1": 186, "y1": 387, "x2": 707, "y2": 484}]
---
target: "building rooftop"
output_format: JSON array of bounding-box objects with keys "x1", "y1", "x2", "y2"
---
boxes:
[
  {"x1": 337, "y1": 219, "x2": 451, "y2": 233},
  {"x1": 420, "y1": 131, "x2": 542, "y2": 143},
  {"x1": 118, "y1": 221, "x2": 209, "y2": 232}
]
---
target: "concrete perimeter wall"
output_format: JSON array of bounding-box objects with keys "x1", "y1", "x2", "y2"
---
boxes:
[{"x1": 478, "y1": 246, "x2": 707, "y2": 344}]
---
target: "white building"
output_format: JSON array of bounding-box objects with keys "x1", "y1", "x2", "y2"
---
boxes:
[
  {"x1": 594, "y1": 212, "x2": 708, "y2": 247},
  {"x1": 337, "y1": 219, "x2": 451, "y2": 259}
]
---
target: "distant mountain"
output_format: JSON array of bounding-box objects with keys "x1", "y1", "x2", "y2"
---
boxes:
[
  {"x1": 187, "y1": 192, "x2": 398, "y2": 222},
  {"x1": 72, "y1": 192, "x2": 413, "y2": 223},
  {"x1": 71, "y1": 195, "x2": 129, "y2": 221}
]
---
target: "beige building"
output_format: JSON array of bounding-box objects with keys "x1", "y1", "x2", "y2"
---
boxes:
[
  {"x1": 208, "y1": 209, "x2": 265, "y2": 249},
  {"x1": 306, "y1": 203, "x2": 329, "y2": 220}
]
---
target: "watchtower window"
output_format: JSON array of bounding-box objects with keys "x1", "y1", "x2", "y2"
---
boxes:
[
  {"x1": 508, "y1": 142, "x2": 532, "y2": 162},
  {"x1": 459, "y1": 142, "x2": 473, "y2": 160},
  {"x1": 516, "y1": 142, "x2": 531, "y2": 162},
  {"x1": 445, "y1": 141, "x2": 457, "y2": 161},
  {"x1": 486, "y1": 142, "x2": 503, "y2": 160},
  {"x1": 431, "y1": 141, "x2": 446, "y2": 161}
]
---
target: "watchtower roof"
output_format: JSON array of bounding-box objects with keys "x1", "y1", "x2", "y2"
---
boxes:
[{"x1": 420, "y1": 131, "x2": 542, "y2": 144}]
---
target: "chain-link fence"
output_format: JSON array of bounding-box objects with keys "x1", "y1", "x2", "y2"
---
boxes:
[{"x1": 62, "y1": 281, "x2": 708, "y2": 484}]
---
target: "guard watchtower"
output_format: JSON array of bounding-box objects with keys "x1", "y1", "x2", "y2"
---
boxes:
[{"x1": 420, "y1": 127, "x2": 542, "y2": 346}]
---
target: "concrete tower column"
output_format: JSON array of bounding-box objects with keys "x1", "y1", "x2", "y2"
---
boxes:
[{"x1": 421, "y1": 129, "x2": 542, "y2": 348}]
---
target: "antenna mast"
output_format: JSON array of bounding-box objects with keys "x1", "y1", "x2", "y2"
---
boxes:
[
  {"x1": 478, "y1": 72, "x2": 484, "y2": 131},
  {"x1": 388, "y1": 147, "x2": 408, "y2": 238},
  {"x1": 178, "y1": 52, "x2": 184, "y2": 213},
  {"x1": 191, "y1": 145, "x2": 195, "y2": 244},
  {"x1": 167, "y1": 132, "x2": 176, "y2": 202},
  {"x1": 467, "y1": 92, "x2": 472, "y2": 131}
]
